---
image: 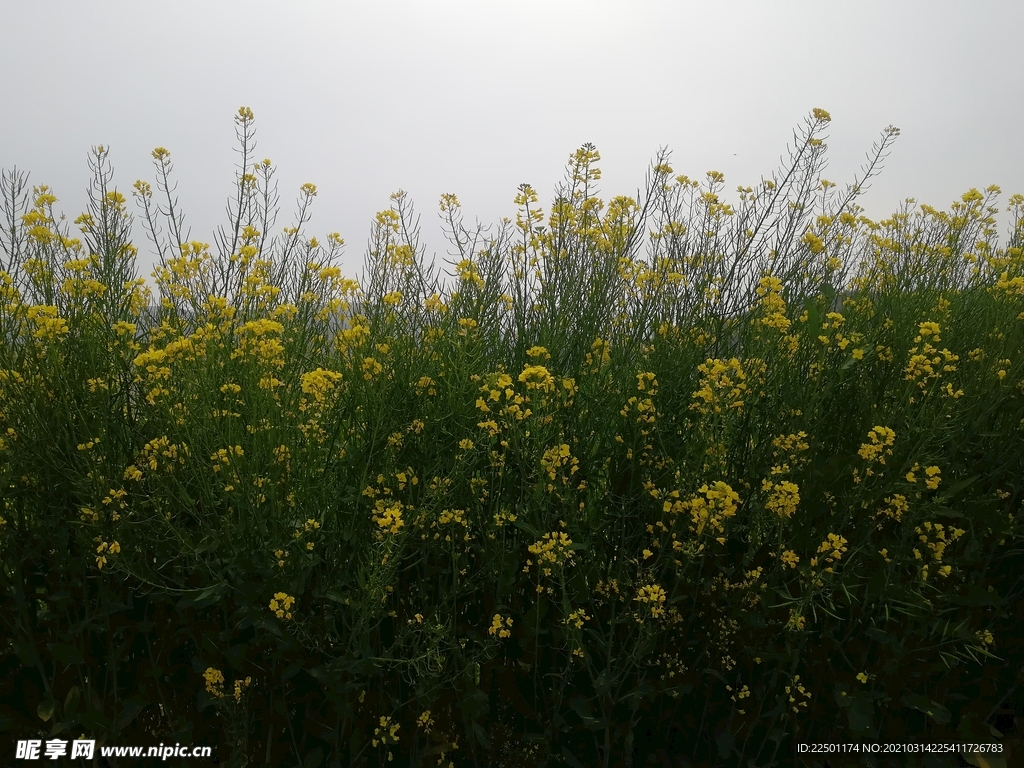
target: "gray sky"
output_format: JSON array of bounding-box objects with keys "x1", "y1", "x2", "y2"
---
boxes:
[{"x1": 2, "y1": 0, "x2": 1021, "y2": 283}]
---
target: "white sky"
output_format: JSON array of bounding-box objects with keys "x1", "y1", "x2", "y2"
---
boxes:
[{"x1": 2, "y1": 0, "x2": 1021, "y2": 283}]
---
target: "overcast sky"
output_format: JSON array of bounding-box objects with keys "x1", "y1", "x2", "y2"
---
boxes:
[{"x1": 2, "y1": 0, "x2": 1021, "y2": 283}]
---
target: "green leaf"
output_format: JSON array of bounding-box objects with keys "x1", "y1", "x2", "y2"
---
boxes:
[
  {"x1": 561, "y1": 746, "x2": 586, "y2": 768},
  {"x1": 945, "y1": 474, "x2": 980, "y2": 497},
  {"x1": 901, "y1": 693, "x2": 950, "y2": 724},
  {"x1": 846, "y1": 695, "x2": 873, "y2": 732},
  {"x1": 194, "y1": 537, "x2": 220, "y2": 554},
  {"x1": 802, "y1": 298, "x2": 821, "y2": 340},
  {"x1": 63, "y1": 686, "x2": 80, "y2": 716},
  {"x1": 116, "y1": 694, "x2": 148, "y2": 730},
  {"x1": 37, "y1": 700, "x2": 54, "y2": 722},
  {"x1": 570, "y1": 696, "x2": 593, "y2": 720},
  {"x1": 303, "y1": 747, "x2": 324, "y2": 768},
  {"x1": 715, "y1": 726, "x2": 735, "y2": 758},
  {"x1": 193, "y1": 581, "x2": 227, "y2": 607},
  {"x1": 50, "y1": 719, "x2": 72, "y2": 737}
]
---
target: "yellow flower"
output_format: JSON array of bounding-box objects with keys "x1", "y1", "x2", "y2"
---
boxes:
[
  {"x1": 634, "y1": 584, "x2": 667, "y2": 618},
  {"x1": 269, "y1": 592, "x2": 296, "y2": 619},
  {"x1": 518, "y1": 364, "x2": 555, "y2": 392},
  {"x1": 488, "y1": 613, "x2": 513, "y2": 638},
  {"x1": 204, "y1": 667, "x2": 225, "y2": 697},
  {"x1": 526, "y1": 531, "x2": 574, "y2": 576},
  {"x1": 802, "y1": 232, "x2": 826, "y2": 254},
  {"x1": 762, "y1": 479, "x2": 800, "y2": 519},
  {"x1": 233, "y1": 676, "x2": 252, "y2": 702},
  {"x1": 417, "y1": 710, "x2": 434, "y2": 733},
  {"x1": 566, "y1": 608, "x2": 590, "y2": 630},
  {"x1": 856, "y1": 672, "x2": 869, "y2": 684},
  {"x1": 361, "y1": 357, "x2": 383, "y2": 379},
  {"x1": 858, "y1": 426, "x2": 896, "y2": 463}
]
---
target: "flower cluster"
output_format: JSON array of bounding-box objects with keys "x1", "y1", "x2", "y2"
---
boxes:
[
  {"x1": 679, "y1": 481, "x2": 740, "y2": 544},
  {"x1": 525, "y1": 530, "x2": 574, "y2": 577},
  {"x1": 204, "y1": 667, "x2": 225, "y2": 698},
  {"x1": 914, "y1": 521, "x2": 966, "y2": 581},
  {"x1": 635, "y1": 583, "x2": 667, "y2": 619},
  {"x1": 762, "y1": 479, "x2": 800, "y2": 519},
  {"x1": 269, "y1": 592, "x2": 295, "y2": 620},
  {"x1": 857, "y1": 426, "x2": 896, "y2": 464},
  {"x1": 690, "y1": 358, "x2": 748, "y2": 415},
  {"x1": 813, "y1": 533, "x2": 849, "y2": 574},
  {"x1": 488, "y1": 613, "x2": 513, "y2": 638}
]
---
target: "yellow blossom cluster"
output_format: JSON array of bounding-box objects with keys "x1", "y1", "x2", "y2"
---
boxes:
[
  {"x1": 518, "y1": 363, "x2": 555, "y2": 393},
  {"x1": 204, "y1": 667, "x2": 225, "y2": 698},
  {"x1": 540, "y1": 443, "x2": 579, "y2": 488},
  {"x1": 372, "y1": 715, "x2": 401, "y2": 751},
  {"x1": 785, "y1": 675, "x2": 812, "y2": 713},
  {"x1": 754, "y1": 275, "x2": 791, "y2": 334},
  {"x1": 903, "y1": 462, "x2": 943, "y2": 490},
  {"x1": 488, "y1": 613, "x2": 513, "y2": 638},
  {"x1": 525, "y1": 530, "x2": 574, "y2": 577},
  {"x1": 690, "y1": 358, "x2": 748, "y2": 414},
  {"x1": 565, "y1": 608, "x2": 590, "y2": 629},
  {"x1": 269, "y1": 591, "x2": 295, "y2": 619},
  {"x1": 94, "y1": 539, "x2": 121, "y2": 569},
  {"x1": 905, "y1": 321, "x2": 960, "y2": 394},
  {"x1": 762, "y1": 479, "x2": 800, "y2": 519},
  {"x1": 914, "y1": 521, "x2": 965, "y2": 581},
  {"x1": 233, "y1": 676, "x2": 252, "y2": 702},
  {"x1": 634, "y1": 583, "x2": 667, "y2": 619},
  {"x1": 210, "y1": 445, "x2": 244, "y2": 472},
  {"x1": 299, "y1": 367, "x2": 344, "y2": 411},
  {"x1": 677, "y1": 481, "x2": 740, "y2": 543},
  {"x1": 231, "y1": 318, "x2": 285, "y2": 368},
  {"x1": 857, "y1": 426, "x2": 896, "y2": 464},
  {"x1": 372, "y1": 501, "x2": 406, "y2": 538},
  {"x1": 140, "y1": 435, "x2": 189, "y2": 472},
  {"x1": 813, "y1": 533, "x2": 849, "y2": 574},
  {"x1": 26, "y1": 305, "x2": 69, "y2": 340},
  {"x1": 875, "y1": 493, "x2": 910, "y2": 526}
]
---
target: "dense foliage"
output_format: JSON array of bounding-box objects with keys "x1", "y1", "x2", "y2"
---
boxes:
[{"x1": 2, "y1": 108, "x2": 1023, "y2": 767}]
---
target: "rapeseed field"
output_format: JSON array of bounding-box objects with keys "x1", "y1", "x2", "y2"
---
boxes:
[{"x1": 1, "y1": 107, "x2": 1022, "y2": 767}]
